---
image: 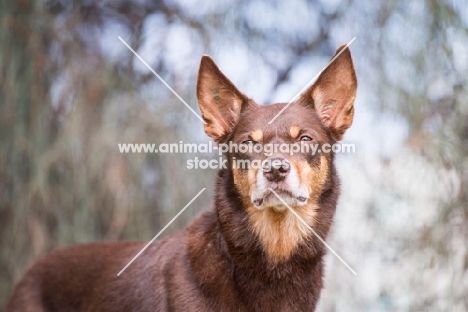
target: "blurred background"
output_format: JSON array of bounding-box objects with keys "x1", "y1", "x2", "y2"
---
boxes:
[{"x1": 1, "y1": 0, "x2": 467, "y2": 310}]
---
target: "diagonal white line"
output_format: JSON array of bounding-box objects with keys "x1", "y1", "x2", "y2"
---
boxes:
[
  {"x1": 118, "y1": 36, "x2": 206, "y2": 125},
  {"x1": 268, "y1": 37, "x2": 356, "y2": 124},
  {"x1": 117, "y1": 188, "x2": 206, "y2": 276},
  {"x1": 268, "y1": 188, "x2": 357, "y2": 275}
]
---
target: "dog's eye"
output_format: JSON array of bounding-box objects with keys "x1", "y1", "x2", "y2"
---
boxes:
[
  {"x1": 300, "y1": 136, "x2": 313, "y2": 141},
  {"x1": 241, "y1": 139, "x2": 255, "y2": 145}
]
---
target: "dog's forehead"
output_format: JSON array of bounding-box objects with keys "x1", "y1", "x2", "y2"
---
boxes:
[{"x1": 235, "y1": 103, "x2": 326, "y2": 138}]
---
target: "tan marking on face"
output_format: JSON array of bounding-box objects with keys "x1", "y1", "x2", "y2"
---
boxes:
[
  {"x1": 297, "y1": 155, "x2": 329, "y2": 202},
  {"x1": 250, "y1": 129, "x2": 263, "y2": 142},
  {"x1": 318, "y1": 155, "x2": 329, "y2": 185},
  {"x1": 246, "y1": 204, "x2": 317, "y2": 262},
  {"x1": 289, "y1": 125, "x2": 301, "y2": 139},
  {"x1": 232, "y1": 165, "x2": 258, "y2": 207},
  {"x1": 232, "y1": 167, "x2": 249, "y2": 198},
  {"x1": 293, "y1": 159, "x2": 311, "y2": 193}
]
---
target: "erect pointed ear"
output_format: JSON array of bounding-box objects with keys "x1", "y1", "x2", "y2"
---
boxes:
[
  {"x1": 298, "y1": 44, "x2": 357, "y2": 141},
  {"x1": 197, "y1": 55, "x2": 250, "y2": 142}
]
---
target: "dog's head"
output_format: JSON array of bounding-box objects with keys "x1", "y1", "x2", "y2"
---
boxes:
[{"x1": 196, "y1": 46, "x2": 357, "y2": 262}]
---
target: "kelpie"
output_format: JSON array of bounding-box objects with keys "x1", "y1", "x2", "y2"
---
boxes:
[{"x1": 6, "y1": 44, "x2": 357, "y2": 311}]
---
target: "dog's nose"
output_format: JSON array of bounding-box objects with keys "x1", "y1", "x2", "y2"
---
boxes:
[{"x1": 263, "y1": 158, "x2": 290, "y2": 182}]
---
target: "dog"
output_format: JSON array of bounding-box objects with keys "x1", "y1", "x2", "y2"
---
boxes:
[{"x1": 6, "y1": 44, "x2": 357, "y2": 311}]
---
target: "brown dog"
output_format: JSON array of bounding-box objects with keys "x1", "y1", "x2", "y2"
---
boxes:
[{"x1": 6, "y1": 45, "x2": 357, "y2": 311}]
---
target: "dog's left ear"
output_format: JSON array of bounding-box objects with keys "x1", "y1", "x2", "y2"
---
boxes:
[
  {"x1": 298, "y1": 44, "x2": 357, "y2": 141},
  {"x1": 197, "y1": 55, "x2": 250, "y2": 142}
]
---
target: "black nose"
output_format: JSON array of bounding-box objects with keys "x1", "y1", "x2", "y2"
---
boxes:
[{"x1": 263, "y1": 158, "x2": 290, "y2": 182}]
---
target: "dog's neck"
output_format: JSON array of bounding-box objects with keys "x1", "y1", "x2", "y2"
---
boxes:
[{"x1": 187, "y1": 168, "x2": 339, "y2": 308}]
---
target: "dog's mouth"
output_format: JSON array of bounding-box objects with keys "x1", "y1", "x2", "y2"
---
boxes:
[{"x1": 252, "y1": 185, "x2": 308, "y2": 210}]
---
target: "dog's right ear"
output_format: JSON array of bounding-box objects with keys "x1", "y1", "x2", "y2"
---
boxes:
[{"x1": 197, "y1": 55, "x2": 249, "y2": 142}]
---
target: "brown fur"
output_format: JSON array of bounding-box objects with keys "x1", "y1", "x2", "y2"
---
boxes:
[{"x1": 6, "y1": 45, "x2": 357, "y2": 311}]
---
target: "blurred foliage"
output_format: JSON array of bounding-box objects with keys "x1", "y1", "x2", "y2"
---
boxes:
[{"x1": 0, "y1": 0, "x2": 467, "y2": 310}]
